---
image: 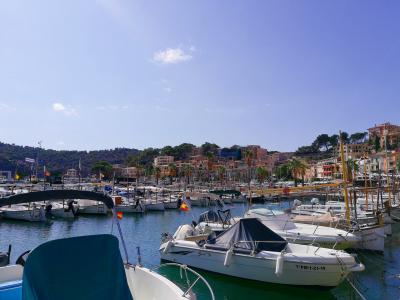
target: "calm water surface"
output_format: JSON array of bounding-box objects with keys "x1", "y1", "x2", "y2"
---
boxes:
[{"x1": 0, "y1": 202, "x2": 399, "y2": 300}]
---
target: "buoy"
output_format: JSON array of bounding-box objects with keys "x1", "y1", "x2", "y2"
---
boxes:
[
  {"x1": 275, "y1": 252, "x2": 284, "y2": 276},
  {"x1": 163, "y1": 240, "x2": 173, "y2": 254},
  {"x1": 224, "y1": 248, "x2": 233, "y2": 266}
]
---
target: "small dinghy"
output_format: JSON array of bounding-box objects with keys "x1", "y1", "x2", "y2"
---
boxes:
[{"x1": 160, "y1": 218, "x2": 364, "y2": 287}]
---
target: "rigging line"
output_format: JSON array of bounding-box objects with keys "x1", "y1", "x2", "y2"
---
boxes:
[{"x1": 346, "y1": 277, "x2": 367, "y2": 300}]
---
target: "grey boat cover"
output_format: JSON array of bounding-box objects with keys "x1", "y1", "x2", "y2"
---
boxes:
[
  {"x1": 206, "y1": 218, "x2": 287, "y2": 253},
  {"x1": 22, "y1": 234, "x2": 133, "y2": 300}
]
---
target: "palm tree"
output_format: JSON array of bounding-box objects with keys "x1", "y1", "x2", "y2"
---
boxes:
[
  {"x1": 255, "y1": 166, "x2": 268, "y2": 184},
  {"x1": 217, "y1": 166, "x2": 226, "y2": 185},
  {"x1": 244, "y1": 150, "x2": 254, "y2": 186},
  {"x1": 288, "y1": 159, "x2": 308, "y2": 187},
  {"x1": 154, "y1": 167, "x2": 161, "y2": 185},
  {"x1": 206, "y1": 152, "x2": 214, "y2": 182},
  {"x1": 168, "y1": 163, "x2": 177, "y2": 185},
  {"x1": 182, "y1": 164, "x2": 193, "y2": 185},
  {"x1": 347, "y1": 158, "x2": 359, "y2": 182}
]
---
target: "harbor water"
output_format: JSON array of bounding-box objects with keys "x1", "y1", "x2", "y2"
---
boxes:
[{"x1": 0, "y1": 202, "x2": 399, "y2": 300}]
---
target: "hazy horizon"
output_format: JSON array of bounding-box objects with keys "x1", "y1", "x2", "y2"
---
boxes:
[{"x1": 1, "y1": 1, "x2": 399, "y2": 152}]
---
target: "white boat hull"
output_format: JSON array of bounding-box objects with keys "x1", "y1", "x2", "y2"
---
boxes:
[
  {"x1": 50, "y1": 207, "x2": 76, "y2": 219},
  {"x1": 76, "y1": 199, "x2": 108, "y2": 215},
  {"x1": 126, "y1": 265, "x2": 193, "y2": 300},
  {"x1": 160, "y1": 242, "x2": 359, "y2": 287},
  {"x1": 353, "y1": 225, "x2": 385, "y2": 252},
  {"x1": 164, "y1": 201, "x2": 178, "y2": 209},
  {"x1": 115, "y1": 204, "x2": 145, "y2": 213},
  {"x1": 145, "y1": 202, "x2": 165, "y2": 211},
  {"x1": 1, "y1": 207, "x2": 46, "y2": 222}
]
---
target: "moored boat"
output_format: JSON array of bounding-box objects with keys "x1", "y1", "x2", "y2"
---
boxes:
[{"x1": 160, "y1": 218, "x2": 364, "y2": 287}]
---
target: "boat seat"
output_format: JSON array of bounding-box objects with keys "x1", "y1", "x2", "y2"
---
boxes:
[{"x1": 22, "y1": 234, "x2": 133, "y2": 300}]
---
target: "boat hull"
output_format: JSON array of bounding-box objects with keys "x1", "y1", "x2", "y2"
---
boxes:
[
  {"x1": 125, "y1": 266, "x2": 192, "y2": 300},
  {"x1": 353, "y1": 225, "x2": 385, "y2": 252},
  {"x1": 164, "y1": 201, "x2": 178, "y2": 209},
  {"x1": 145, "y1": 202, "x2": 165, "y2": 211},
  {"x1": 115, "y1": 204, "x2": 145, "y2": 213},
  {"x1": 1, "y1": 208, "x2": 46, "y2": 222},
  {"x1": 160, "y1": 243, "x2": 352, "y2": 287}
]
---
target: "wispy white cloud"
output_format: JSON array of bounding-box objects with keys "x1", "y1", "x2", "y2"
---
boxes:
[
  {"x1": 189, "y1": 45, "x2": 196, "y2": 52},
  {"x1": 52, "y1": 102, "x2": 78, "y2": 116},
  {"x1": 153, "y1": 48, "x2": 192, "y2": 64}
]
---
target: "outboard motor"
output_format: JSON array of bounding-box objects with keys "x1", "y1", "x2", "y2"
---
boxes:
[
  {"x1": 0, "y1": 245, "x2": 11, "y2": 267},
  {"x1": 310, "y1": 198, "x2": 319, "y2": 205},
  {"x1": 45, "y1": 203, "x2": 52, "y2": 217},
  {"x1": 292, "y1": 199, "x2": 302, "y2": 208},
  {"x1": 67, "y1": 200, "x2": 77, "y2": 215}
]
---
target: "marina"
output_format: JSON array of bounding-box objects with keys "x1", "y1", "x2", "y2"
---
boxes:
[
  {"x1": 0, "y1": 182, "x2": 400, "y2": 299},
  {"x1": 1, "y1": 1, "x2": 400, "y2": 298}
]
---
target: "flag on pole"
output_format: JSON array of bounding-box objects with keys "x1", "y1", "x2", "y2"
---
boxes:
[
  {"x1": 179, "y1": 194, "x2": 191, "y2": 212},
  {"x1": 116, "y1": 211, "x2": 123, "y2": 220}
]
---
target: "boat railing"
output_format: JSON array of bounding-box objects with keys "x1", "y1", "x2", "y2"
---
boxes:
[{"x1": 152, "y1": 263, "x2": 215, "y2": 300}]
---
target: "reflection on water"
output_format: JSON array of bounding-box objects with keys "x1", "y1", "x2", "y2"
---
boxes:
[{"x1": 0, "y1": 202, "x2": 399, "y2": 300}]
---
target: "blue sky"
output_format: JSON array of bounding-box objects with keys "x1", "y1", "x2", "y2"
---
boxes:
[{"x1": 0, "y1": 0, "x2": 399, "y2": 151}]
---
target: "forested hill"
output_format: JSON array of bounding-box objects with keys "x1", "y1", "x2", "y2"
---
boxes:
[{"x1": 0, "y1": 142, "x2": 139, "y2": 176}]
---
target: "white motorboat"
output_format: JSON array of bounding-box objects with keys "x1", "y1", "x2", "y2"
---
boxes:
[
  {"x1": 45, "y1": 200, "x2": 78, "y2": 219},
  {"x1": 143, "y1": 198, "x2": 165, "y2": 211},
  {"x1": 244, "y1": 208, "x2": 360, "y2": 250},
  {"x1": 0, "y1": 203, "x2": 46, "y2": 222},
  {"x1": 113, "y1": 196, "x2": 145, "y2": 213},
  {"x1": 163, "y1": 199, "x2": 179, "y2": 209},
  {"x1": 78, "y1": 199, "x2": 108, "y2": 215},
  {"x1": 291, "y1": 203, "x2": 386, "y2": 252},
  {"x1": 160, "y1": 218, "x2": 364, "y2": 287}
]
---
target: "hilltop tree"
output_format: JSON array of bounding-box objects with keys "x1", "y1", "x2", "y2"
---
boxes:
[
  {"x1": 91, "y1": 161, "x2": 113, "y2": 179},
  {"x1": 329, "y1": 135, "x2": 339, "y2": 148},
  {"x1": 340, "y1": 132, "x2": 349, "y2": 143},
  {"x1": 350, "y1": 132, "x2": 368, "y2": 144},
  {"x1": 313, "y1": 134, "x2": 331, "y2": 151},
  {"x1": 201, "y1": 142, "x2": 219, "y2": 156}
]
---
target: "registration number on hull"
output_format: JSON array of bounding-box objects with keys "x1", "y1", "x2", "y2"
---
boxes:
[{"x1": 295, "y1": 265, "x2": 326, "y2": 271}]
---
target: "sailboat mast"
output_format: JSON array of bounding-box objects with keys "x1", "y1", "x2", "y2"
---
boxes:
[{"x1": 339, "y1": 131, "x2": 351, "y2": 225}]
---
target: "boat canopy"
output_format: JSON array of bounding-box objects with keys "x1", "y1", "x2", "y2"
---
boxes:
[
  {"x1": 0, "y1": 190, "x2": 114, "y2": 209},
  {"x1": 198, "y1": 210, "x2": 220, "y2": 223},
  {"x1": 22, "y1": 234, "x2": 132, "y2": 300},
  {"x1": 206, "y1": 218, "x2": 287, "y2": 253}
]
